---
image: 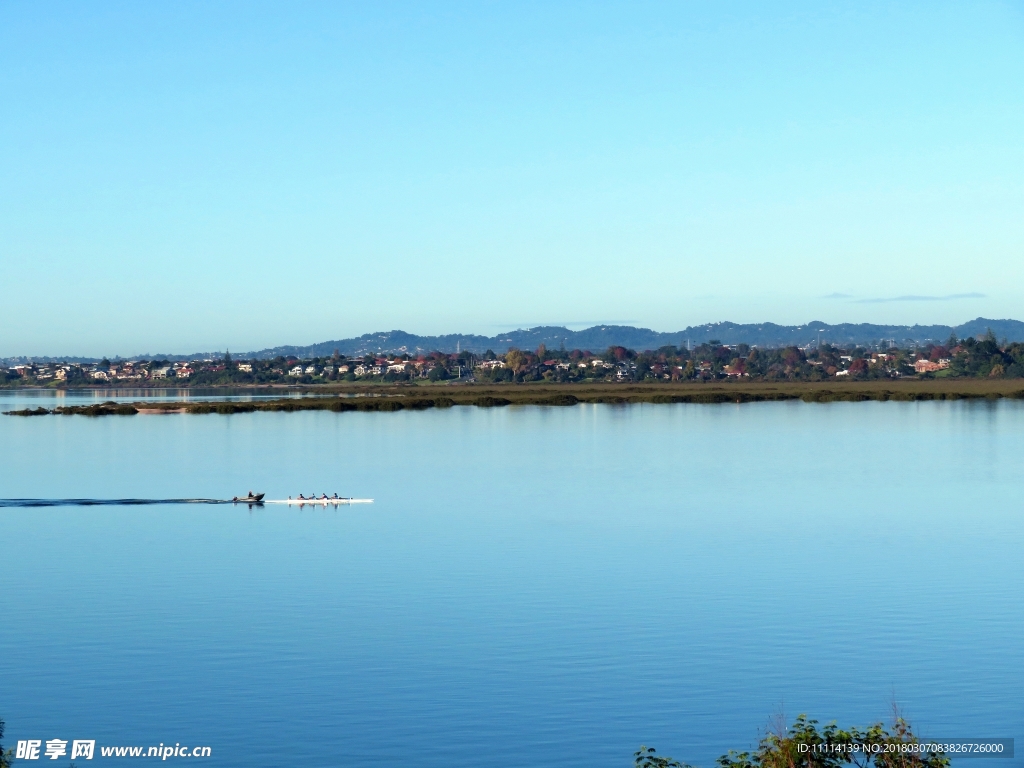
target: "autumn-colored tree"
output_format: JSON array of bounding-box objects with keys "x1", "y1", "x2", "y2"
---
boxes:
[
  {"x1": 783, "y1": 347, "x2": 803, "y2": 367},
  {"x1": 505, "y1": 349, "x2": 525, "y2": 377}
]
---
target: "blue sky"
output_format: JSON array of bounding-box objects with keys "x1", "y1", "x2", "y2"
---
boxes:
[{"x1": 2, "y1": 1, "x2": 1022, "y2": 356}]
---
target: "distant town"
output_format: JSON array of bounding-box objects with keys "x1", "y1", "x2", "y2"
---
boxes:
[{"x1": 4, "y1": 331, "x2": 1022, "y2": 387}]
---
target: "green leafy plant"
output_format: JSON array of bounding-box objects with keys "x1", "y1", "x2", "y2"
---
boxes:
[
  {"x1": 0, "y1": 716, "x2": 13, "y2": 768},
  {"x1": 635, "y1": 745, "x2": 692, "y2": 768},
  {"x1": 712, "y1": 712, "x2": 949, "y2": 768}
]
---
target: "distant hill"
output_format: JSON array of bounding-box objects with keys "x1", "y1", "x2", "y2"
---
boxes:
[
  {"x1": 8, "y1": 318, "x2": 1023, "y2": 363},
  {"x1": 238, "y1": 317, "x2": 1024, "y2": 358}
]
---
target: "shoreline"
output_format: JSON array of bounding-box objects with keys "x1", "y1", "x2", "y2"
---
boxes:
[{"x1": 5, "y1": 380, "x2": 1024, "y2": 416}]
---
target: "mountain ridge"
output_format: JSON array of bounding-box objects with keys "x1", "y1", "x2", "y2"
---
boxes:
[
  {"x1": 7, "y1": 318, "x2": 1022, "y2": 363},
  {"x1": 235, "y1": 317, "x2": 1024, "y2": 358}
]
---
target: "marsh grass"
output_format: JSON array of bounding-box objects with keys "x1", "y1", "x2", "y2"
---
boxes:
[{"x1": 6, "y1": 380, "x2": 1024, "y2": 416}]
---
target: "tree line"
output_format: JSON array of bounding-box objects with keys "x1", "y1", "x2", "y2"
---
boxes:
[{"x1": 5, "y1": 331, "x2": 1024, "y2": 387}]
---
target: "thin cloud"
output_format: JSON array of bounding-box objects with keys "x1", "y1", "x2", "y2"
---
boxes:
[{"x1": 855, "y1": 293, "x2": 985, "y2": 304}]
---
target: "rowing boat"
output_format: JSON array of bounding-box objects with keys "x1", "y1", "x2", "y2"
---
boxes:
[{"x1": 265, "y1": 498, "x2": 374, "y2": 505}]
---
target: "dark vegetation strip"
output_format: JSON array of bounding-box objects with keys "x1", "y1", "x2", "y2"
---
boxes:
[{"x1": 6, "y1": 386, "x2": 1024, "y2": 416}]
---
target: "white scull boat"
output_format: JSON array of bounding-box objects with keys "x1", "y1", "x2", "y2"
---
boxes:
[{"x1": 265, "y1": 498, "x2": 373, "y2": 505}]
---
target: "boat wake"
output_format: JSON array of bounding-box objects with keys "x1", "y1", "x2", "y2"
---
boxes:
[
  {"x1": 0, "y1": 497, "x2": 373, "y2": 508},
  {"x1": 0, "y1": 498, "x2": 230, "y2": 508}
]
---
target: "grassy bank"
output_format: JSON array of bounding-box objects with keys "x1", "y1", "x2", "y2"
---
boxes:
[{"x1": 5, "y1": 379, "x2": 1024, "y2": 416}]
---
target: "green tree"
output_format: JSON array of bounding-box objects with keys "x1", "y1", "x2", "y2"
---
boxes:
[{"x1": 0, "y1": 716, "x2": 13, "y2": 768}]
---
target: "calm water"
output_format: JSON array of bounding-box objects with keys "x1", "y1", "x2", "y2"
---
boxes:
[
  {"x1": 2, "y1": 398, "x2": 1022, "y2": 767},
  {"x1": 0, "y1": 388, "x2": 337, "y2": 405}
]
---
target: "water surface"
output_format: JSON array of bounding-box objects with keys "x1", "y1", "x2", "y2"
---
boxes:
[{"x1": 2, "y1": 400, "x2": 1021, "y2": 767}]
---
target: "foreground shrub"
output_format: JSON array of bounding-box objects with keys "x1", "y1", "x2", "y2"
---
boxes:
[{"x1": 643, "y1": 713, "x2": 949, "y2": 768}]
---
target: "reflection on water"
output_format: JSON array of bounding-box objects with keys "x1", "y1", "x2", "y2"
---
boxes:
[{"x1": 0, "y1": 387, "x2": 342, "y2": 406}]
